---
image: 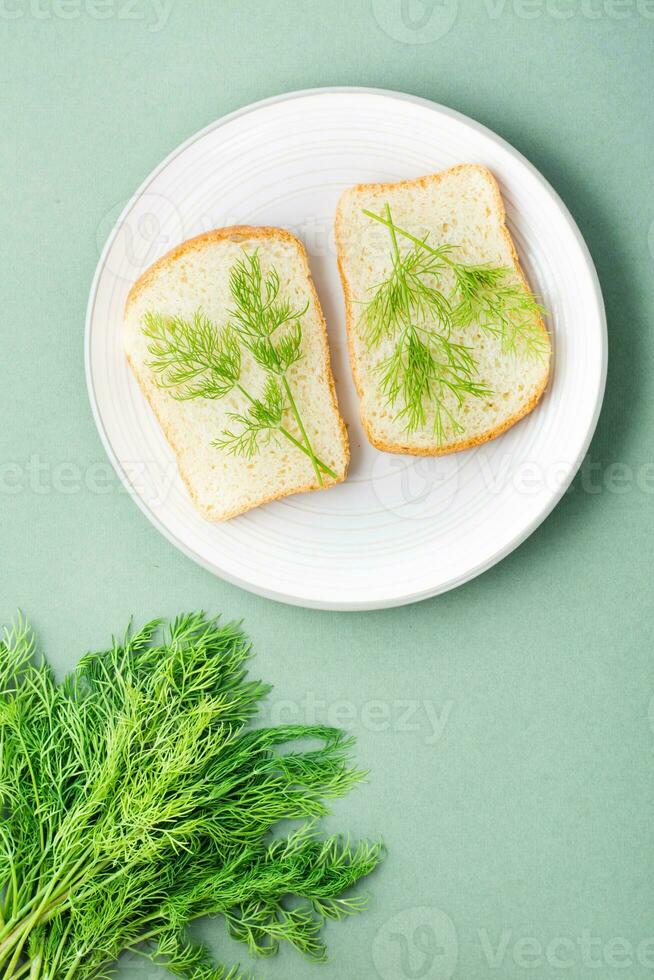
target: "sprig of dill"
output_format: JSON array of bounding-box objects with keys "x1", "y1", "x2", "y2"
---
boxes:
[
  {"x1": 360, "y1": 206, "x2": 548, "y2": 440},
  {"x1": 449, "y1": 261, "x2": 548, "y2": 359},
  {"x1": 0, "y1": 614, "x2": 383, "y2": 979},
  {"x1": 378, "y1": 324, "x2": 491, "y2": 443},
  {"x1": 214, "y1": 375, "x2": 285, "y2": 459},
  {"x1": 143, "y1": 252, "x2": 335, "y2": 484}
]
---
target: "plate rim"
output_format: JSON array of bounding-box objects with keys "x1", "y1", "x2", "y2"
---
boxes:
[{"x1": 85, "y1": 85, "x2": 608, "y2": 611}]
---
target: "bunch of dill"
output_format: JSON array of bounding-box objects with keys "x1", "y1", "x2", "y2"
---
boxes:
[{"x1": 0, "y1": 614, "x2": 383, "y2": 979}]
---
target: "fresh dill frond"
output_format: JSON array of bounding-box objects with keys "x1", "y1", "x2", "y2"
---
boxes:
[
  {"x1": 378, "y1": 325, "x2": 491, "y2": 436},
  {"x1": 0, "y1": 613, "x2": 383, "y2": 979},
  {"x1": 144, "y1": 311, "x2": 241, "y2": 400},
  {"x1": 228, "y1": 252, "x2": 308, "y2": 376},
  {"x1": 143, "y1": 930, "x2": 242, "y2": 979},
  {"x1": 213, "y1": 376, "x2": 285, "y2": 458},
  {"x1": 361, "y1": 205, "x2": 487, "y2": 440},
  {"x1": 361, "y1": 206, "x2": 549, "y2": 441},
  {"x1": 142, "y1": 251, "x2": 336, "y2": 484},
  {"x1": 363, "y1": 207, "x2": 548, "y2": 359},
  {"x1": 363, "y1": 238, "x2": 453, "y2": 349},
  {"x1": 449, "y1": 263, "x2": 549, "y2": 357}
]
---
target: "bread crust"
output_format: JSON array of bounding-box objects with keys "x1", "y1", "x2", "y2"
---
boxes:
[
  {"x1": 124, "y1": 226, "x2": 349, "y2": 521},
  {"x1": 334, "y1": 164, "x2": 551, "y2": 456}
]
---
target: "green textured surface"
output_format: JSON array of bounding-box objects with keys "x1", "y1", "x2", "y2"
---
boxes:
[{"x1": 1, "y1": 2, "x2": 653, "y2": 977}]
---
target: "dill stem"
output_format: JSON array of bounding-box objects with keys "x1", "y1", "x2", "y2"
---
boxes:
[
  {"x1": 4, "y1": 960, "x2": 31, "y2": 980},
  {"x1": 281, "y1": 376, "x2": 323, "y2": 486},
  {"x1": 3, "y1": 938, "x2": 27, "y2": 977},
  {"x1": 236, "y1": 382, "x2": 336, "y2": 482},
  {"x1": 364, "y1": 208, "x2": 452, "y2": 263},
  {"x1": 61, "y1": 951, "x2": 84, "y2": 980},
  {"x1": 0, "y1": 850, "x2": 96, "y2": 965},
  {"x1": 384, "y1": 203, "x2": 402, "y2": 265},
  {"x1": 14, "y1": 730, "x2": 45, "y2": 853}
]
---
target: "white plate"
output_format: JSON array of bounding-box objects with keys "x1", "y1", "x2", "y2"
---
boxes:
[{"x1": 86, "y1": 88, "x2": 607, "y2": 610}]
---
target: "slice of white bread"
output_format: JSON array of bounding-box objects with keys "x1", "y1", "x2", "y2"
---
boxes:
[
  {"x1": 124, "y1": 227, "x2": 349, "y2": 520},
  {"x1": 335, "y1": 165, "x2": 551, "y2": 455}
]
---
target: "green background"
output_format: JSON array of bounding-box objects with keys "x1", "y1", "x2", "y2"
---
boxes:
[{"x1": 2, "y1": 1, "x2": 653, "y2": 977}]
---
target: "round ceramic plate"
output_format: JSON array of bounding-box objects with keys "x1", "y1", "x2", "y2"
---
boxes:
[{"x1": 86, "y1": 87, "x2": 606, "y2": 610}]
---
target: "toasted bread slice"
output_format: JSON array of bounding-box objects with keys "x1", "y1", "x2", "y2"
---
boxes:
[
  {"x1": 335, "y1": 165, "x2": 551, "y2": 455},
  {"x1": 124, "y1": 227, "x2": 349, "y2": 520}
]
